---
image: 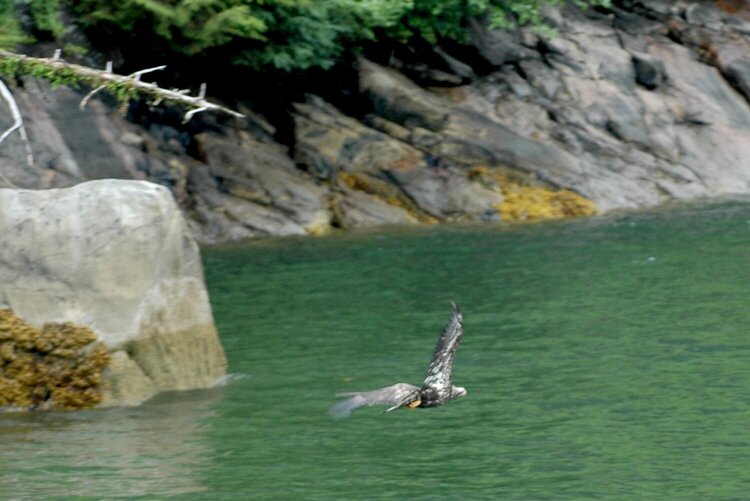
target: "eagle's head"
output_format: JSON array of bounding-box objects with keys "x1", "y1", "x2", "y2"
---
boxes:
[{"x1": 451, "y1": 385, "x2": 467, "y2": 399}]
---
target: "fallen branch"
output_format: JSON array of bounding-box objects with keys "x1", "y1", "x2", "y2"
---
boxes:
[
  {"x1": 0, "y1": 49, "x2": 245, "y2": 123},
  {"x1": 0, "y1": 80, "x2": 21, "y2": 145},
  {"x1": 0, "y1": 78, "x2": 33, "y2": 183}
]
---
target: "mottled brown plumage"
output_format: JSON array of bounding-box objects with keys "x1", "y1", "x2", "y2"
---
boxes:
[{"x1": 330, "y1": 302, "x2": 466, "y2": 419}]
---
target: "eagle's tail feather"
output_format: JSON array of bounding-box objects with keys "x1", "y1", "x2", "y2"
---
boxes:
[
  {"x1": 329, "y1": 394, "x2": 366, "y2": 419},
  {"x1": 330, "y1": 383, "x2": 420, "y2": 419}
]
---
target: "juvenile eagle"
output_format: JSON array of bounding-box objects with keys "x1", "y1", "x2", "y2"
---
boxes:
[{"x1": 330, "y1": 302, "x2": 467, "y2": 418}]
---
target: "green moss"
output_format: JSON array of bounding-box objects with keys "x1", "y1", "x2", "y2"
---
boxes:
[
  {"x1": 0, "y1": 51, "x2": 148, "y2": 107},
  {"x1": 0, "y1": 55, "x2": 91, "y2": 89},
  {"x1": 0, "y1": 309, "x2": 111, "y2": 411}
]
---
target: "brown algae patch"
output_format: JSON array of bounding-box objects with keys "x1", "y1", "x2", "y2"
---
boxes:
[
  {"x1": 0, "y1": 309, "x2": 111, "y2": 410},
  {"x1": 469, "y1": 166, "x2": 598, "y2": 221},
  {"x1": 338, "y1": 171, "x2": 438, "y2": 223}
]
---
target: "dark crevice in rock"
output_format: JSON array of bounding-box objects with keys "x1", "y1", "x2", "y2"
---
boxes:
[
  {"x1": 513, "y1": 62, "x2": 530, "y2": 81},
  {"x1": 720, "y1": 63, "x2": 750, "y2": 106}
]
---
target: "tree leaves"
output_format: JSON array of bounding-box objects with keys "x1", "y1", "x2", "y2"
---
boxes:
[{"x1": 2, "y1": 0, "x2": 612, "y2": 70}]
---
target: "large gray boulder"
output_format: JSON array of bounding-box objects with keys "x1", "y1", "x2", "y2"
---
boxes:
[{"x1": 0, "y1": 179, "x2": 227, "y2": 407}]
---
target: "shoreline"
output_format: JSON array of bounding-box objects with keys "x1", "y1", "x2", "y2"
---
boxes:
[{"x1": 200, "y1": 194, "x2": 750, "y2": 248}]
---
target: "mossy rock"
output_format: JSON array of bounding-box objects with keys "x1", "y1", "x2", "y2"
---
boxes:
[
  {"x1": 0, "y1": 309, "x2": 110, "y2": 411},
  {"x1": 338, "y1": 171, "x2": 438, "y2": 224},
  {"x1": 469, "y1": 166, "x2": 598, "y2": 221},
  {"x1": 0, "y1": 180, "x2": 227, "y2": 408}
]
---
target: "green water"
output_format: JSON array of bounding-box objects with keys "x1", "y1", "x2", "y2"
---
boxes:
[{"x1": 4, "y1": 203, "x2": 750, "y2": 499}]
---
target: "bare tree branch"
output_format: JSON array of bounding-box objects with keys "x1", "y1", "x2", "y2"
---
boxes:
[
  {"x1": 81, "y1": 65, "x2": 169, "y2": 110},
  {"x1": 0, "y1": 49, "x2": 245, "y2": 123},
  {"x1": 130, "y1": 65, "x2": 166, "y2": 81},
  {"x1": 79, "y1": 84, "x2": 107, "y2": 110},
  {"x1": 0, "y1": 80, "x2": 22, "y2": 145},
  {"x1": 183, "y1": 106, "x2": 209, "y2": 123},
  {"x1": 0, "y1": 78, "x2": 33, "y2": 184}
]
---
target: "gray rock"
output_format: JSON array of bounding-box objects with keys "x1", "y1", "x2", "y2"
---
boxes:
[
  {"x1": 433, "y1": 45, "x2": 475, "y2": 79},
  {"x1": 196, "y1": 132, "x2": 331, "y2": 235},
  {"x1": 6, "y1": 0, "x2": 750, "y2": 241},
  {"x1": 200, "y1": 187, "x2": 308, "y2": 237},
  {"x1": 359, "y1": 60, "x2": 451, "y2": 131},
  {"x1": 188, "y1": 193, "x2": 259, "y2": 243},
  {"x1": 637, "y1": 0, "x2": 684, "y2": 16},
  {"x1": 293, "y1": 96, "x2": 425, "y2": 178},
  {"x1": 365, "y1": 115, "x2": 413, "y2": 142},
  {"x1": 332, "y1": 189, "x2": 418, "y2": 228},
  {"x1": 723, "y1": 15, "x2": 750, "y2": 36},
  {"x1": 404, "y1": 64, "x2": 465, "y2": 86},
  {"x1": 632, "y1": 51, "x2": 667, "y2": 89},
  {"x1": 0, "y1": 80, "x2": 147, "y2": 189},
  {"x1": 292, "y1": 93, "x2": 505, "y2": 221},
  {"x1": 468, "y1": 18, "x2": 537, "y2": 66},
  {"x1": 388, "y1": 166, "x2": 503, "y2": 220},
  {"x1": 722, "y1": 58, "x2": 750, "y2": 103},
  {"x1": 0, "y1": 180, "x2": 227, "y2": 407},
  {"x1": 359, "y1": 60, "x2": 584, "y2": 182},
  {"x1": 352, "y1": 0, "x2": 750, "y2": 213},
  {"x1": 684, "y1": 3, "x2": 724, "y2": 30}
]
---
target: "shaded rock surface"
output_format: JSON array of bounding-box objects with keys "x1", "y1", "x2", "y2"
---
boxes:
[
  {"x1": 190, "y1": 131, "x2": 331, "y2": 240},
  {"x1": 0, "y1": 180, "x2": 227, "y2": 407},
  {"x1": 2, "y1": 1, "x2": 750, "y2": 242},
  {"x1": 293, "y1": 95, "x2": 503, "y2": 221},
  {"x1": 331, "y1": 188, "x2": 419, "y2": 228}
]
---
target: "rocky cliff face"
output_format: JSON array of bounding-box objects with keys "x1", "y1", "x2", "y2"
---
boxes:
[
  {"x1": 1, "y1": 1, "x2": 749, "y2": 243},
  {"x1": 0, "y1": 180, "x2": 227, "y2": 408}
]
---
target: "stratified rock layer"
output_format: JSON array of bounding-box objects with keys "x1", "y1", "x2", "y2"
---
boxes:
[{"x1": 0, "y1": 180, "x2": 227, "y2": 408}]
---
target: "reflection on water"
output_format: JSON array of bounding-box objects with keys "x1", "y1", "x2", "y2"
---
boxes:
[
  {"x1": 5, "y1": 202, "x2": 750, "y2": 499},
  {"x1": 0, "y1": 387, "x2": 224, "y2": 498}
]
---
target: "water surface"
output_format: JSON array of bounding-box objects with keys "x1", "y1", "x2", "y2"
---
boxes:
[{"x1": 4, "y1": 203, "x2": 750, "y2": 499}]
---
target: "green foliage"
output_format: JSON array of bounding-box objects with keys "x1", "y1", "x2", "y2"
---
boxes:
[
  {"x1": 25, "y1": 0, "x2": 66, "y2": 38},
  {"x1": 2, "y1": 0, "x2": 612, "y2": 70},
  {"x1": 0, "y1": 0, "x2": 29, "y2": 48},
  {"x1": 385, "y1": 0, "x2": 612, "y2": 42},
  {"x1": 66, "y1": 0, "x2": 409, "y2": 70},
  {"x1": 0, "y1": 0, "x2": 66, "y2": 47}
]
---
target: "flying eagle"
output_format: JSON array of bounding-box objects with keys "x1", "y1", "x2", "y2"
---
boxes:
[{"x1": 330, "y1": 301, "x2": 467, "y2": 418}]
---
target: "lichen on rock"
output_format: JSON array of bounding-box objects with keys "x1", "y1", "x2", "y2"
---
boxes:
[
  {"x1": 0, "y1": 309, "x2": 111, "y2": 411},
  {"x1": 469, "y1": 166, "x2": 598, "y2": 221},
  {"x1": 338, "y1": 171, "x2": 438, "y2": 223},
  {"x1": 499, "y1": 183, "x2": 598, "y2": 221}
]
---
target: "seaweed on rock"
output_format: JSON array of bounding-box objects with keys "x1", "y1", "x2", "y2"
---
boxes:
[{"x1": 0, "y1": 309, "x2": 111, "y2": 411}]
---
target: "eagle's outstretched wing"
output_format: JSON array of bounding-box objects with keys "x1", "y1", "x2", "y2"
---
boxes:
[
  {"x1": 421, "y1": 301, "x2": 463, "y2": 391},
  {"x1": 329, "y1": 383, "x2": 419, "y2": 419}
]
